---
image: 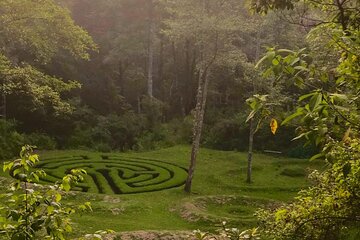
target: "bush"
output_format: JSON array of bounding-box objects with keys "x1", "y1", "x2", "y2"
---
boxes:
[
  {"x1": 286, "y1": 143, "x2": 318, "y2": 159},
  {"x1": 134, "y1": 117, "x2": 194, "y2": 151},
  {"x1": 67, "y1": 126, "x2": 94, "y2": 149},
  {"x1": 280, "y1": 167, "x2": 306, "y2": 177},
  {"x1": 67, "y1": 112, "x2": 145, "y2": 151},
  {"x1": 94, "y1": 142, "x2": 112, "y2": 153},
  {"x1": 203, "y1": 114, "x2": 249, "y2": 151},
  {"x1": 202, "y1": 111, "x2": 313, "y2": 157},
  {"x1": 140, "y1": 96, "x2": 167, "y2": 129},
  {"x1": 24, "y1": 133, "x2": 57, "y2": 150},
  {"x1": 0, "y1": 120, "x2": 25, "y2": 160}
]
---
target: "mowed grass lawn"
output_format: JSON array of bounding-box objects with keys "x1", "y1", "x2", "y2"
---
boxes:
[{"x1": 0, "y1": 145, "x2": 324, "y2": 237}]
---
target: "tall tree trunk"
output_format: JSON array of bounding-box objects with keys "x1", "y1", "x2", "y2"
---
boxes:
[
  {"x1": 183, "y1": 39, "x2": 191, "y2": 116},
  {"x1": 184, "y1": 69, "x2": 210, "y2": 193},
  {"x1": 247, "y1": 118, "x2": 254, "y2": 183},
  {"x1": 158, "y1": 35, "x2": 164, "y2": 101},
  {"x1": 117, "y1": 59, "x2": 126, "y2": 96},
  {"x1": 147, "y1": 0, "x2": 154, "y2": 98},
  {"x1": 170, "y1": 42, "x2": 178, "y2": 98},
  {"x1": 1, "y1": 79, "x2": 7, "y2": 139},
  {"x1": 184, "y1": 28, "x2": 218, "y2": 193},
  {"x1": 137, "y1": 96, "x2": 141, "y2": 114}
]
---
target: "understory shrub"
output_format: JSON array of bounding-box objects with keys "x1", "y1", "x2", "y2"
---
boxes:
[
  {"x1": 0, "y1": 120, "x2": 25, "y2": 160},
  {"x1": 66, "y1": 110, "x2": 194, "y2": 152},
  {"x1": 0, "y1": 120, "x2": 59, "y2": 159},
  {"x1": 67, "y1": 112, "x2": 145, "y2": 151},
  {"x1": 286, "y1": 143, "x2": 318, "y2": 159},
  {"x1": 203, "y1": 114, "x2": 248, "y2": 151},
  {"x1": 24, "y1": 133, "x2": 57, "y2": 150},
  {"x1": 134, "y1": 117, "x2": 193, "y2": 151},
  {"x1": 202, "y1": 112, "x2": 307, "y2": 156}
]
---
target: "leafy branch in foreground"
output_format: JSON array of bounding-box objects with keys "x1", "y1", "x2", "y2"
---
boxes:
[
  {"x1": 250, "y1": 0, "x2": 360, "y2": 238},
  {"x1": 0, "y1": 145, "x2": 93, "y2": 240}
]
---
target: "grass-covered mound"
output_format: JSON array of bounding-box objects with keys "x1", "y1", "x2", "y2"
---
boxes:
[
  {"x1": 177, "y1": 195, "x2": 278, "y2": 226},
  {"x1": 37, "y1": 155, "x2": 188, "y2": 194}
]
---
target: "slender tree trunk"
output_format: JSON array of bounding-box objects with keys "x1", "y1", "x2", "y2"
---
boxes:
[
  {"x1": 184, "y1": 28, "x2": 218, "y2": 193},
  {"x1": 117, "y1": 59, "x2": 126, "y2": 96},
  {"x1": 137, "y1": 96, "x2": 141, "y2": 114},
  {"x1": 0, "y1": 81, "x2": 5, "y2": 121},
  {"x1": 247, "y1": 118, "x2": 255, "y2": 183},
  {"x1": 1, "y1": 79, "x2": 6, "y2": 139},
  {"x1": 183, "y1": 39, "x2": 191, "y2": 116},
  {"x1": 147, "y1": 0, "x2": 154, "y2": 98},
  {"x1": 158, "y1": 35, "x2": 164, "y2": 101},
  {"x1": 170, "y1": 42, "x2": 178, "y2": 98},
  {"x1": 184, "y1": 69, "x2": 210, "y2": 193}
]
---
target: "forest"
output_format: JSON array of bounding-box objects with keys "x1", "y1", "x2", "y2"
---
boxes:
[{"x1": 0, "y1": 0, "x2": 359, "y2": 239}]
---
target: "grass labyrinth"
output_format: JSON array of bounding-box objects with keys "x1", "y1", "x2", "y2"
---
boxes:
[
  {"x1": 18, "y1": 146, "x2": 322, "y2": 235},
  {"x1": 37, "y1": 155, "x2": 188, "y2": 194}
]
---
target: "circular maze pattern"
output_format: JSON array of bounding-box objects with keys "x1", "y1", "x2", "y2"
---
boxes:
[{"x1": 37, "y1": 155, "x2": 188, "y2": 194}]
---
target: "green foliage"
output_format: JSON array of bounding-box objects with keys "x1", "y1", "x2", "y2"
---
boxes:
[
  {"x1": 0, "y1": 0, "x2": 97, "y2": 62},
  {"x1": 246, "y1": 95, "x2": 271, "y2": 124},
  {"x1": 256, "y1": 46, "x2": 358, "y2": 147},
  {"x1": 134, "y1": 117, "x2": 194, "y2": 151},
  {"x1": 252, "y1": 0, "x2": 360, "y2": 239},
  {"x1": 202, "y1": 111, "x2": 303, "y2": 155},
  {"x1": 24, "y1": 133, "x2": 57, "y2": 151},
  {"x1": 204, "y1": 116, "x2": 248, "y2": 151},
  {"x1": 66, "y1": 110, "x2": 194, "y2": 152},
  {"x1": 0, "y1": 120, "x2": 24, "y2": 160},
  {"x1": 256, "y1": 139, "x2": 360, "y2": 239},
  {"x1": 0, "y1": 0, "x2": 97, "y2": 124},
  {"x1": 0, "y1": 53, "x2": 80, "y2": 115},
  {"x1": 0, "y1": 120, "x2": 58, "y2": 160},
  {"x1": 255, "y1": 10, "x2": 360, "y2": 148},
  {"x1": 68, "y1": 113, "x2": 144, "y2": 151},
  {"x1": 140, "y1": 96, "x2": 167, "y2": 129},
  {"x1": 249, "y1": 0, "x2": 295, "y2": 14},
  {"x1": 0, "y1": 145, "x2": 92, "y2": 240},
  {"x1": 286, "y1": 143, "x2": 317, "y2": 159}
]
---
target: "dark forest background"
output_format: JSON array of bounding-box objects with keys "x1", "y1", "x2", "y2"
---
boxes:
[{"x1": 0, "y1": 0, "x2": 315, "y2": 159}]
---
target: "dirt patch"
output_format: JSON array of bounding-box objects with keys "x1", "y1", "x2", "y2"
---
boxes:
[
  {"x1": 177, "y1": 195, "x2": 278, "y2": 224},
  {"x1": 177, "y1": 195, "x2": 237, "y2": 223},
  {"x1": 103, "y1": 195, "x2": 122, "y2": 204}
]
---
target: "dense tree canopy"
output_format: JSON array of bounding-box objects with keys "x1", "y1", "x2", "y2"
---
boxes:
[{"x1": 0, "y1": 0, "x2": 96, "y2": 120}]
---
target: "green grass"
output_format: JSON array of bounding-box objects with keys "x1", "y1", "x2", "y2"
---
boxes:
[
  {"x1": 36, "y1": 155, "x2": 188, "y2": 194},
  {"x1": 0, "y1": 145, "x2": 325, "y2": 237}
]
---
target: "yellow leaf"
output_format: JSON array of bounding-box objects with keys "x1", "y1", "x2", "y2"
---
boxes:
[
  {"x1": 342, "y1": 127, "x2": 351, "y2": 143},
  {"x1": 270, "y1": 118, "x2": 278, "y2": 135}
]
